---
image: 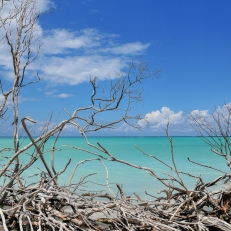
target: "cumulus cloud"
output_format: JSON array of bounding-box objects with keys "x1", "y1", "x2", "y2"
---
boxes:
[
  {"x1": 138, "y1": 106, "x2": 224, "y2": 133},
  {"x1": 190, "y1": 109, "x2": 209, "y2": 117},
  {"x1": 216, "y1": 103, "x2": 231, "y2": 117},
  {"x1": 189, "y1": 104, "x2": 231, "y2": 128},
  {"x1": 37, "y1": 0, "x2": 55, "y2": 12},
  {"x1": 138, "y1": 107, "x2": 184, "y2": 129}
]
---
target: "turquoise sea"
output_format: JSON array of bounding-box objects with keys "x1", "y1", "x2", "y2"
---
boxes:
[{"x1": 0, "y1": 137, "x2": 229, "y2": 199}]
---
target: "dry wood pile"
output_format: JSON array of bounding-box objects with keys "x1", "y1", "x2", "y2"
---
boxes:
[{"x1": 1, "y1": 171, "x2": 231, "y2": 231}]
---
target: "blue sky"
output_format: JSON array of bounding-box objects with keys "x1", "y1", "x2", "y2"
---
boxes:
[{"x1": 1, "y1": 0, "x2": 231, "y2": 136}]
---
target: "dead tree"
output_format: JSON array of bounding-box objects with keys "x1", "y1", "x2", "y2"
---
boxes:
[
  {"x1": 0, "y1": 0, "x2": 43, "y2": 207},
  {"x1": 189, "y1": 104, "x2": 231, "y2": 170},
  {"x1": 0, "y1": 0, "x2": 43, "y2": 151}
]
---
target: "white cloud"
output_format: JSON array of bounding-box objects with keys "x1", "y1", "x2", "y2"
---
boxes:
[
  {"x1": 1, "y1": 27, "x2": 150, "y2": 85},
  {"x1": 19, "y1": 96, "x2": 39, "y2": 103},
  {"x1": 216, "y1": 103, "x2": 231, "y2": 117},
  {"x1": 36, "y1": 121, "x2": 80, "y2": 135},
  {"x1": 0, "y1": 1, "x2": 151, "y2": 86},
  {"x1": 138, "y1": 107, "x2": 184, "y2": 129},
  {"x1": 101, "y1": 42, "x2": 150, "y2": 55},
  {"x1": 38, "y1": 55, "x2": 126, "y2": 85},
  {"x1": 41, "y1": 29, "x2": 101, "y2": 55},
  {"x1": 188, "y1": 109, "x2": 211, "y2": 128},
  {"x1": 0, "y1": 43, "x2": 19, "y2": 81},
  {"x1": 0, "y1": 94, "x2": 4, "y2": 101},
  {"x1": 190, "y1": 109, "x2": 209, "y2": 117},
  {"x1": 53, "y1": 93, "x2": 74, "y2": 98},
  {"x1": 189, "y1": 103, "x2": 231, "y2": 128},
  {"x1": 44, "y1": 90, "x2": 74, "y2": 98},
  {"x1": 34, "y1": 28, "x2": 150, "y2": 85},
  {"x1": 116, "y1": 122, "x2": 137, "y2": 132},
  {"x1": 0, "y1": 0, "x2": 49, "y2": 81},
  {"x1": 36, "y1": 0, "x2": 54, "y2": 11},
  {"x1": 45, "y1": 90, "x2": 56, "y2": 96},
  {"x1": 0, "y1": 94, "x2": 38, "y2": 108},
  {"x1": 62, "y1": 124, "x2": 79, "y2": 134}
]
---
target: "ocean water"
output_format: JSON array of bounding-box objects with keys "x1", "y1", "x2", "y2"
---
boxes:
[{"x1": 0, "y1": 136, "x2": 229, "y2": 199}]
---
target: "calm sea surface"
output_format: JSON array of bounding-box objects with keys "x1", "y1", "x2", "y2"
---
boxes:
[{"x1": 0, "y1": 137, "x2": 229, "y2": 199}]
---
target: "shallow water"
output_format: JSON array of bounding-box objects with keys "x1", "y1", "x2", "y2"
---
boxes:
[{"x1": 0, "y1": 136, "x2": 229, "y2": 199}]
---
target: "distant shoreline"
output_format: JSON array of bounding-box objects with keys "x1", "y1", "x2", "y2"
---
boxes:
[{"x1": 0, "y1": 135, "x2": 215, "y2": 138}]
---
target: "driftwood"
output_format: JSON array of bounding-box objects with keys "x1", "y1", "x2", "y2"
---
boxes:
[{"x1": 1, "y1": 170, "x2": 231, "y2": 231}]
